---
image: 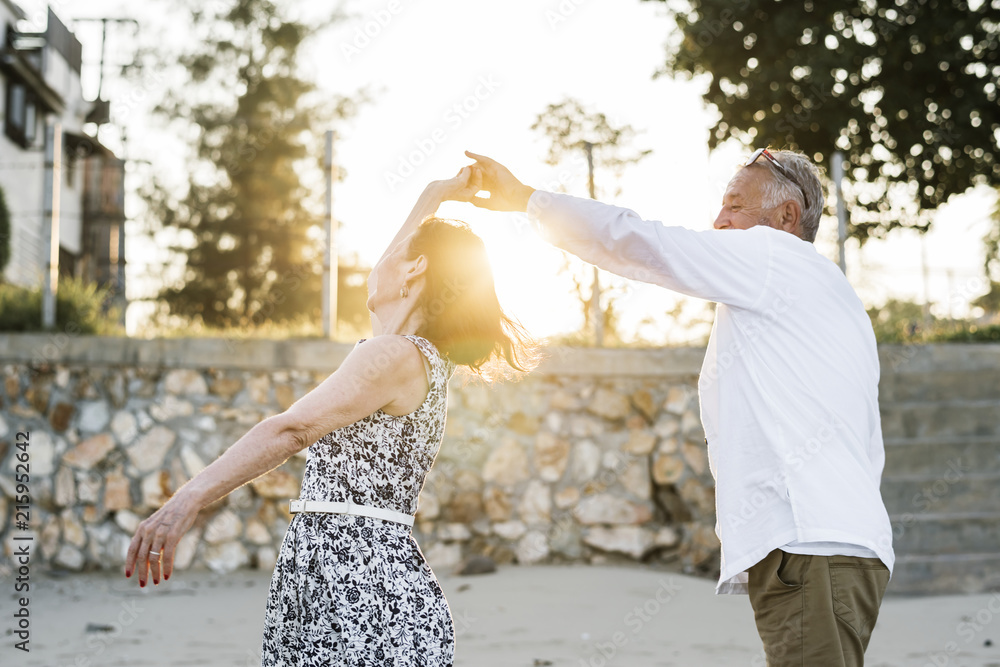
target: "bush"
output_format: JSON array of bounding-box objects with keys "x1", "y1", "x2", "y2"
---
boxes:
[
  {"x1": 926, "y1": 324, "x2": 1000, "y2": 342},
  {"x1": 0, "y1": 277, "x2": 124, "y2": 334}
]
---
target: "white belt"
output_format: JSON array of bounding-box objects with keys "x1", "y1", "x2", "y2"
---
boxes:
[{"x1": 288, "y1": 499, "x2": 414, "y2": 527}]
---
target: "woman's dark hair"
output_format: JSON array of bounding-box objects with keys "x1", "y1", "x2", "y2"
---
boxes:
[{"x1": 405, "y1": 216, "x2": 538, "y2": 378}]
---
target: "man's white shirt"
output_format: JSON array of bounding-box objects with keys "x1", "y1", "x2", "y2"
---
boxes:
[{"x1": 526, "y1": 190, "x2": 895, "y2": 595}]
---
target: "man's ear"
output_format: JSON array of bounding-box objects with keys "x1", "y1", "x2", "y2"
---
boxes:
[{"x1": 777, "y1": 200, "x2": 803, "y2": 238}]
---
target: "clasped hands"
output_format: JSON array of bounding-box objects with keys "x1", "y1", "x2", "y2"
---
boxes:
[{"x1": 431, "y1": 151, "x2": 535, "y2": 213}]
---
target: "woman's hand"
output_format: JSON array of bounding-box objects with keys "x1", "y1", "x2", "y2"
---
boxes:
[
  {"x1": 433, "y1": 165, "x2": 482, "y2": 203},
  {"x1": 124, "y1": 492, "x2": 201, "y2": 586}
]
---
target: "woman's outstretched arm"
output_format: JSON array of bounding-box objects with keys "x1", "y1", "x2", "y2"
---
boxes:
[
  {"x1": 123, "y1": 334, "x2": 427, "y2": 587},
  {"x1": 368, "y1": 166, "x2": 481, "y2": 334}
]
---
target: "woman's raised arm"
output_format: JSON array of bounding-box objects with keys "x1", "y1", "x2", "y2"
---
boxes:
[{"x1": 368, "y1": 166, "x2": 481, "y2": 334}]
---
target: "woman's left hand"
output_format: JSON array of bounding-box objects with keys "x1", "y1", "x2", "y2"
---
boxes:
[
  {"x1": 124, "y1": 492, "x2": 201, "y2": 586},
  {"x1": 434, "y1": 165, "x2": 482, "y2": 203}
]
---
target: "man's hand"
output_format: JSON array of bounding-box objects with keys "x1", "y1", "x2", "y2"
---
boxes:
[{"x1": 459, "y1": 151, "x2": 535, "y2": 212}]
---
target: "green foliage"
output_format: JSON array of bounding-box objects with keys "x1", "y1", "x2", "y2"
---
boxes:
[
  {"x1": 930, "y1": 323, "x2": 1000, "y2": 342},
  {"x1": 650, "y1": 0, "x2": 1000, "y2": 241},
  {"x1": 0, "y1": 184, "x2": 10, "y2": 275},
  {"x1": 867, "y1": 297, "x2": 1000, "y2": 342},
  {"x1": 0, "y1": 277, "x2": 124, "y2": 334},
  {"x1": 137, "y1": 260, "x2": 373, "y2": 340},
  {"x1": 137, "y1": 0, "x2": 364, "y2": 330},
  {"x1": 867, "y1": 298, "x2": 929, "y2": 342},
  {"x1": 972, "y1": 280, "x2": 1000, "y2": 314}
]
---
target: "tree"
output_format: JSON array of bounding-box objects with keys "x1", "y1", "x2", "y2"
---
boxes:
[
  {"x1": 986, "y1": 191, "x2": 1000, "y2": 276},
  {"x1": 531, "y1": 98, "x2": 652, "y2": 345},
  {"x1": 532, "y1": 98, "x2": 652, "y2": 200},
  {"x1": 649, "y1": 0, "x2": 1000, "y2": 241},
  {"x1": 138, "y1": 0, "x2": 364, "y2": 331},
  {"x1": 976, "y1": 192, "x2": 1000, "y2": 315},
  {"x1": 972, "y1": 281, "x2": 1000, "y2": 315}
]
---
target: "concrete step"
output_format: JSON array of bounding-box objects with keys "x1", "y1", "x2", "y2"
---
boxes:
[
  {"x1": 887, "y1": 553, "x2": 1000, "y2": 595},
  {"x1": 880, "y1": 473, "x2": 1000, "y2": 515},
  {"x1": 889, "y1": 512, "x2": 1000, "y2": 555},
  {"x1": 879, "y1": 369, "x2": 1000, "y2": 403},
  {"x1": 883, "y1": 436, "x2": 1000, "y2": 478},
  {"x1": 880, "y1": 400, "x2": 1000, "y2": 439}
]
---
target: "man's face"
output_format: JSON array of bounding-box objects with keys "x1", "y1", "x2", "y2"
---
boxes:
[{"x1": 713, "y1": 168, "x2": 772, "y2": 231}]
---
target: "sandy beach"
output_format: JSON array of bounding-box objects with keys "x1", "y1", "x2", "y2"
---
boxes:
[{"x1": 7, "y1": 562, "x2": 1000, "y2": 667}]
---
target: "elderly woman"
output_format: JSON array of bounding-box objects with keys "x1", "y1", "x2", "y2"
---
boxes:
[{"x1": 125, "y1": 166, "x2": 533, "y2": 666}]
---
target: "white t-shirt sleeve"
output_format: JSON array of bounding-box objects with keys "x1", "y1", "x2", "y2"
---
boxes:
[{"x1": 526, "y1": 189, "x2": 772, "y2": 309}]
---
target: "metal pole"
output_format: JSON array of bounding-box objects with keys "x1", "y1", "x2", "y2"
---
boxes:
[
  {"x1": 42, "y1": 121, "x2": 62, "y2": 330},
  {"x1": 97, "y1": 19, "x2": 107, "y2": 100},
  {"x1": 584, "y1": 141, "x2": 603, "y2": 346},
  {"x1": 831, "y1": 151, "x2": 847, "y2": 275},
  {"x1": 322, "y1": 130, "x2": 337, "y2": 339},
  {"x1": 920, "y1": 233, "x2": 931, "y2": 330}
]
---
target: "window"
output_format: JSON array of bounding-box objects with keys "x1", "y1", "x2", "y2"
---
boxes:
[
  {"x1": 5, "y1": 79, "x2": 39, "y2": 148},
  {"x1": 9, "y1": 83, "x2": 25, "y2": 127}
]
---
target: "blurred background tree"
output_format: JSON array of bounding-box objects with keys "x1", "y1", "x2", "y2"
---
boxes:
[
  {"x1": 648, "y1": 0, "x2": 1000, "y2": 241},
  {"x1": 531, "y1": 97, "x2": 652, "y2": 346},
  {"x1": 976, "y1": 196, "x2": 1000, "y2": 316},
  {"x1": 136, "y1": 0, "x2": 370, "y2": 337}
]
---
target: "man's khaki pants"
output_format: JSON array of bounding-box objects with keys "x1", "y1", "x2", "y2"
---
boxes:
[{"x1": 747, "y1": 548, "x2": 890, "y2": 666}]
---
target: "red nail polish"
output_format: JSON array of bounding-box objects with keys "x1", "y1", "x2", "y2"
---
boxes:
[
  {"x1": 164, "y1": 573, "x2": 169, "y2": 580},
  {"x1": 140, "y1": 580, "x2": 145, "y2": 587},
  {"x1": 125, "y1": 570, "x2": 131, "y2": 577}
]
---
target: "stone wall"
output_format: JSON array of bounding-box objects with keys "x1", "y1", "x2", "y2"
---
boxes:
[{"x1": 0, "y1": 334, "x2": 720, "y2": 580}]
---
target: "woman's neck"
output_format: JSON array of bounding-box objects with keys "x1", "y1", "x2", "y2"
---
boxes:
[{"x1": 374, "y1": 302, "x2": 423, "y2": 337}]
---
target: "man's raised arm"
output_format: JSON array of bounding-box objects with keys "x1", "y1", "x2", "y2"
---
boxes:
[{"x1": 462, "y1": 151, "x2": 771, "y2": 310}]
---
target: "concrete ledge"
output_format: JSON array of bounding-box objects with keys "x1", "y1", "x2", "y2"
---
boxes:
[
  {"x1": 877, "y1": 343, "x2": 1000, "y2": 373},
  {"x1": 3, "y1": 334, "x2": 997, "y2": 377},
  {"x1": 0, "y1": 333, "x2": 706, "y2": 377}
]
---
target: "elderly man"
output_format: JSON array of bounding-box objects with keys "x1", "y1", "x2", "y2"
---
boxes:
[{"x1": 460, "y1": 148, "x2": 894, "y2": 666}]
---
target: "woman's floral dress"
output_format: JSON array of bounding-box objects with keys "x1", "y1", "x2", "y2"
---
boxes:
[{"x1": 260, "y1": 335, "x2": 457, "y2": 666}]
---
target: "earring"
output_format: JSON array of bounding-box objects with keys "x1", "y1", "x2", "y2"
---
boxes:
[{"x1": 400, "y1": 285, "x2": 408, "y2": 299}]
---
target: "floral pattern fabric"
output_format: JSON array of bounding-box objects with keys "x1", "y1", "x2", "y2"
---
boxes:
[{"x1": 260, "y1": 335, "x2": 457, "y2": 666}]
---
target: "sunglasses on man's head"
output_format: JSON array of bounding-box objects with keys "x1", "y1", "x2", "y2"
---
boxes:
[{"x1": 744, "y1": 148, "x2": 810, "y2": 211}]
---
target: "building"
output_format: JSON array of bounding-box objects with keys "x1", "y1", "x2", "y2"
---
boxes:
[{"x1": 0, "y1": 0, "x2": 126, "y2": 322}]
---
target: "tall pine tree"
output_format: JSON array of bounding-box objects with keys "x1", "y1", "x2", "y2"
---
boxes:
[{"x1": 141, "y1": 0, "x2": 365, "y2": 331}]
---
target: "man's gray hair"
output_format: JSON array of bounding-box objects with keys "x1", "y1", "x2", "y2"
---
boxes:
[{"x1": 750, "y1": 150, "x2": 824, "y2": 243}]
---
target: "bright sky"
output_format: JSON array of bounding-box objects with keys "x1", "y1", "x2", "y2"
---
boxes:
[{"x1": 21, "y1": 0, "x2": 997, "y2": 342}]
